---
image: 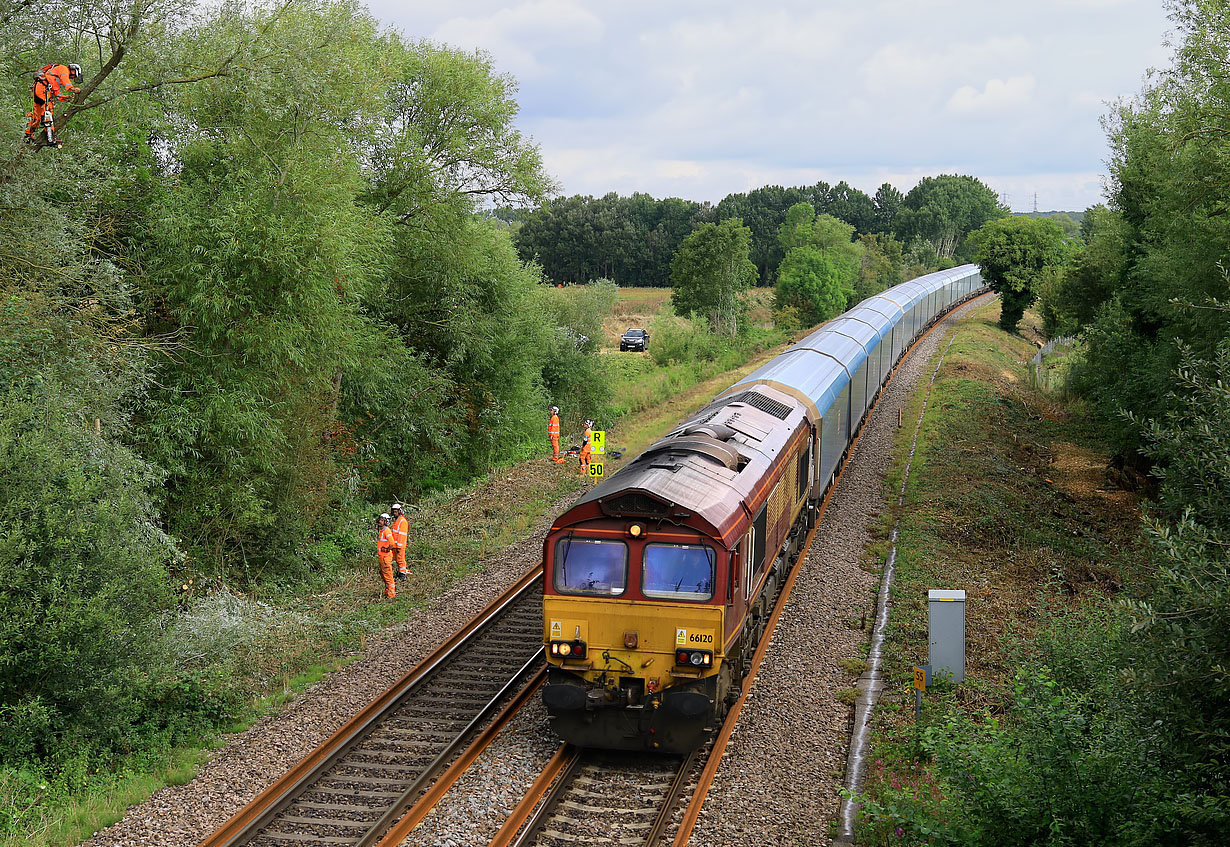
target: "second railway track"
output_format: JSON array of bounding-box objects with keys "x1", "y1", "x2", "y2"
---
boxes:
[{"x1": 199, "y1": 570, "x2": 546, "y2": 847}]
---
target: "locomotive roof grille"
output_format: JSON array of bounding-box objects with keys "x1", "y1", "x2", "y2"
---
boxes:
[
  {"x1": 727, "y1": 390, "x2": 793, "y2": 420},
  {"x1": 599, "y1": 491, "x2": 671, "y2": 517}
]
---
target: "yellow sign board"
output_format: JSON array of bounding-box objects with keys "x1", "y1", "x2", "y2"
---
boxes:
[
  {"x1": 588, "y1": 462, "x2": 604, "y2": 479},
  {"x1": 591, "y1": 430, "x2": 605, "y2": 453},
  {"x1": 913, "y1": 667, "x2": 927, "y2": 691}
]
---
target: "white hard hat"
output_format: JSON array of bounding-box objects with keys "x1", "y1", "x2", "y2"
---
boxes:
[
  {"x1": 379, "y1": 512, "x2": 391, "y2": 521},
  {"x1": 585, "y1": 418, "x2": 594, "y2": 426},
  {"x1": 391, "y1": 503, "x2": 402, "y2": 511},
  {"x1": 549, "y1": 405, "x2": 559, "y2": 414}
]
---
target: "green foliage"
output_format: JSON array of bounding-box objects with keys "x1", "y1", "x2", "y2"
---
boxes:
[
  {"x1": 513, "y1": 193, "x2": 704, "y2": 286},
  {"x1": 970, "y1": 215, "x2": 1071, "y2": 332},
  {"x1": 1036, "y1": 205, "x2": 1129, "y2": 338},
  {"x1": 370, "y1": 216, "x2": 564, "y2": 485},
  {"x1": 773, "y1": 204, "x2": 862, "y2": 325},
  {"x1": 0, "y1": 298, "x2": 177, "y2": 763},
  {"x1": 774, "y1": 246, "x2": 851, "y2": 325},
  {"x1": 873, "y1": 183, "x2": 905, "y2": 234},
  {"x1": 647, "y1": 309, "x2": 733, "y2": 365},
  {"x1": 140, "y1": 58, "x2": 380, "y2": 574},
  {"x1": 0, "y1": 0, "x2": 583, "y2": 803},
  {"x1": 539, "y1": 280, "x2": 617, "y2": 426},
  {"x1": 1056, "y1": 0, "x2": 1230, "y2": 462},
  {"x1": 893, "y1": 174, "x2": 1008, "y2": 260},
  {"x1": 853, "y1": 232, "x2": 907, "y2": 304},
  {"x1": 365, "y1": 36, "x2": 553, "y2": 224},
  {"x1": 670, "y1": 218, "x2": 758, "y2": 337},
  {"x1": 1121, "y1": 343, "x2": 1230, "y2": 832}
]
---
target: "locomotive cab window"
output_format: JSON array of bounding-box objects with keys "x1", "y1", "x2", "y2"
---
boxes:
[
  {"x1": 642, "y1": 544, "x2": 715, "y2": 602},
  {"x1": 553, "y1": 538, "x2": 627, "y2": 596}
]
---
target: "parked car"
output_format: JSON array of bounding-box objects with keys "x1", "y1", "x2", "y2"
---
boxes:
[{"x1": 619, "y1": 328, "x2": 649, "y2": 352}]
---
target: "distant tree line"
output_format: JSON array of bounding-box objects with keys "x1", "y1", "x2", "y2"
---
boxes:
[{"x1": 511, "y1": 175, "x2": 1007, "y2": 290}]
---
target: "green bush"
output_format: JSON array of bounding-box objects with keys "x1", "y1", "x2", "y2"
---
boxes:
[
  {"x1": 648, "y1": 311, "x2": 730, "y2": 365},
  {"x1": 856, "y1": 607, "x2": 1172, "y2": 846}
]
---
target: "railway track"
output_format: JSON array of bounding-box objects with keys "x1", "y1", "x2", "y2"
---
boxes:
[
  {"x1": 198, "y1": 570, "x2": 546, "y2": 847},
  {"x1": 490, "y1": 745, "x2": 701, "y2": 847},
  {"x1": 198, "y1": 294, "x2": 991, "y2": 847}
]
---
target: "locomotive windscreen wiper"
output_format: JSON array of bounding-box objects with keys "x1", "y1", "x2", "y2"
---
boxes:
[{"x1": 559, "y1": 529, "x2": 575, "y2": 586}]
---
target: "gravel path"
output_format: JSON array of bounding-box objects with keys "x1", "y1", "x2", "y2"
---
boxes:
[{"x1": 83, "y1": 300, "x2": 983, "y2": 847}]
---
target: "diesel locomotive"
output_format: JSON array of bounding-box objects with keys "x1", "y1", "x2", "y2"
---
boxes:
[{"x1": 541, "y1": 265, "x2": 985, "y2": 752}]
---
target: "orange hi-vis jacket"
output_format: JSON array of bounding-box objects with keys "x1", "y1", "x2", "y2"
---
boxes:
[
  {"x1": 377, "y1": 526, "x2": 395, "y2": 562},
  {"x1": 391, "y1": 514, "x2": 409, "y2": 575},
  {"x1": 391, "y1": 515, "x2": 408, "y2": 549},
  {"x1": 377, "y1": 524, "x2": 396, "y2": 598},
  {"x1": 43, "y1": 65, "x2": 78, "y2": 99},
  {"x1": 548, "y1": 412, "x2": 565, "y2": 462}
]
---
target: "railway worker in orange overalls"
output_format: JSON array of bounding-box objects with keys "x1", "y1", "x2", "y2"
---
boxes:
[
  {"x1": 548, "y1": 405, "x2": 566, "y2": 463},
  {"x1": 390, "y1": 503, "x2": 409, "y2": 580},
  {"x1": 578, "y1": 418, "x2": 594, "y2": 478},
  {"x1": 25, "y1": 62, "x2": 81, "y2": 144},
  {"x1": 376, "y1": 513, "x2": 396, "y2": 599}
]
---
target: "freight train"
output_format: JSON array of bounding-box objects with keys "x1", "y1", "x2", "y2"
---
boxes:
[{"x1": 541, "y1": 265, "x2": 985, "y2": 752}]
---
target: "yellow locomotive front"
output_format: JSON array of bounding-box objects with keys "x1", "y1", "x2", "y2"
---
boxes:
[
  {"x1": 541, "y1": 518, "x2": 736, "y2": 752},
  {"x1": 540, "y1": 397, "x2": 809, "y2": 752}
]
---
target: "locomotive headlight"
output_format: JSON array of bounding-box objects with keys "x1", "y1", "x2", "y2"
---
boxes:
[
  {"x1": 550, "y1": 639, "x2": 587, "y2": 659},
  {"x1": 676, "y1": 648, "x2": 713, "y2": 667},
  {"x1": 628, "y1": 523, "x2": 644, "y2": 538}
]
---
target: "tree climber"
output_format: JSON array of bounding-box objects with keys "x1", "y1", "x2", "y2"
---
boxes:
[{"x1": 25, "y1": 63, "x2": 82, "y2": 145}]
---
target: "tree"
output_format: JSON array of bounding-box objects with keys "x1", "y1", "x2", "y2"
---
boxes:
[
  {"x1": 872, "y1": 182, "x2": 904, "y2": 233},
  {"x1": 773, "y1": 203, "x2": 862, "y2": 322},
  {"x1": 854, "y1": 232, "x2": 906, "y2": 303},
  {"x1": 894, "y1": 174, "x2": 1008, "y2": 259},
  {"x1": 1035, "y1": 205, "x2": 1128, "y2": 337},
  {"x1": 821, "y1": 180, "x2": 876, "y2": 233},
  {"x1": 715, "y1": 185, "x2": 807, "y2": 285},
  {"x1": 670, "y1": 218, "x2": 758, "y2": 336},
  {"x1": 970, "y1": 216, "x2": 1070, "y2": 331},
  {"x1": 774, "y1": 246, "x2": 850, "y2": 326}
]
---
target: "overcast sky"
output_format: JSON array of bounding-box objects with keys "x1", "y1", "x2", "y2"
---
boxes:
[{"x1": 363, "y1": 0, "x2": 1173, "y2": 213}]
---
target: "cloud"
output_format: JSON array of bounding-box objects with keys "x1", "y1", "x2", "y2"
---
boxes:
[
  {"x1": 361, "y1": 1, "x2": 1173, "y2": 212},
  {"x1": 431, "y1": 0, "x2": 604, "y2": 79},
  {"x1": 946, "y1": 76, "x2": 1037, "y2": 114},
  {"x1": 860, "y1": 37, "x2": 1032, "y2": 97}
]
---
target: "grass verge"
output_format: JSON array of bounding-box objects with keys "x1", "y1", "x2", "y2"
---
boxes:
[{"x1": 854, "y1": 301, "x2": 1147, "y2": 843}]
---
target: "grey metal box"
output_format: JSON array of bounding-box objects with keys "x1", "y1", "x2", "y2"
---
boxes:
[{"x1": 928, "y1": 589, "x2": 966, "y2": 683}]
